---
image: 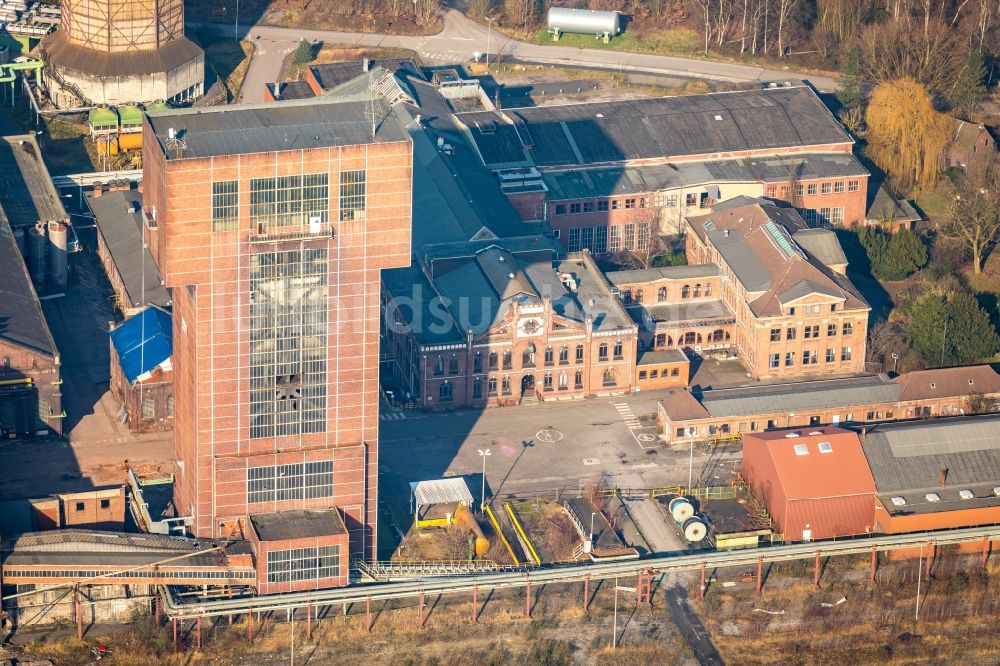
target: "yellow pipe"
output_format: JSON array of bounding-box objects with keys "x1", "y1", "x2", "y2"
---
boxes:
[
  {"x1": 0, "y1": 377, "x2": 32, "y2": 386},
  {"x1": 485, "y1": 504, "x2": 519, "y2": 565},
  {"x1": 504, "y1": 503, "x2": 541, "y2": 566}
]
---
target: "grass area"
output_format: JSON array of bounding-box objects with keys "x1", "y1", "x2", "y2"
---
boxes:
[
  {"x1": 529, "y1": 27, "x2": 703, "y2": 58},
  {"x1": 269, "y1": 9, "x2": 439, "y2": 35},
  {"x1": 912, "y1": 187, "x2": 951, "y2": 222},
  {"x1": 508, "y1": 499, "x2": 579, "y2": 563},
  {"x1": 189, "y1": 29, "x2": 255, "y2": 102},
  {"x1": 0, "y1": 104, "x2": 97, "y2": 175},
  {"x1": 284, "y1": 44, "x2": 417, "y2": 82}
]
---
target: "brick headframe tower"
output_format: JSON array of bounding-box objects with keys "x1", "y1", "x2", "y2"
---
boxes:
[{"x1": 141, "y1": 97, "x2": 412, "y2": 564}]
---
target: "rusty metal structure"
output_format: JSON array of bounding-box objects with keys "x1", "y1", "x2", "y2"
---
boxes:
[{"x1": 42, "y1": 0, "x2": 204, "y2": 107}]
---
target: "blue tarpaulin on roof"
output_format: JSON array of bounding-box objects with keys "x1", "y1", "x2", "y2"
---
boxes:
[{"x1": 109, "y1": 306, "x2": 172, "y2": 384}]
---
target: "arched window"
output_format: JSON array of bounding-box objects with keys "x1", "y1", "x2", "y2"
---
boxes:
[
  {"x1": 574, "y1": 370, "x2": 584, "y2": 388},
  {"x1": 433, "y1": 357, "x2": 444, "y2": 376},
  {"x1": 697, "y1": 333, "x2": 703, "y2": 343},
  {"x1": 166, "y1": 394, "x2": 174, "y2": 418},
  {"x1": 502, "y1": 350, "x2": 512, "y2": 369},
  {"x1": 635, "y1": 289, "x2": 644, "y2": 303},
  {"x1": 693, "y1": 283, "x2": 702, "y2": 297},
  {"x1": 704, "y1": 283, "x2": 713, "y2": 297},
  {"x1": 439, "y1": 381, "x2": 453, "y2": 401},
  {"x1": 711, "y1": 329, "x2": 725, "y2": 343},
  {"x1": 655, "y1": 333, "x2": 667, "y2": 348},
  {"x1": 683, "y1": 332, "x2": 697, "y2": 345},
  {"x1": 502, "y1": 376, "x2": 511, "y2": 394},
  {"x1": 613, "y1": 339, "x2": 623, "y2": 358},
  {"x1": 681, "y1": 285, "x2": 691, "y2": 298},
  {"x1": 544, "y1": 346, "x2": 554, "y2": 365},
  {"x1": 543, "y1": 373, "x2": 553, "y2": 391},
  {"x1": 448, "y1": 354, "x2": 459, "y2": 374},
  {"x1": 141, "y1": 396, "x2": 156, "y2": 420},
  {"x1": 472, "y1": 377, "x2": 483, "y2": 399},
  {"x1": 488, "y1": 377, "x2": 498, "y2": 395},
  {"x1": 488, "y1": 351, "x2": 498, "y2": 370},
  {"x1": 598, "y1": 343, "x2": 609, "y2": 360},
  {"x1": 473, "y1": 351, "x2": 483, "y2": 373},
  {"x1": 603, "y1": 368, "x2": 617, "y2": 386},
  {"x1": 523, "y1": 342, "x2": 536, "y2": 368},
  {"x1": 638, "y1": 339, "x2": 646, "y2": 352},
  {"x1": 559, "y1": 345, "x2": 569, "y2": 364},
  {"x1": 576, "y1": 344, "x2": 585, "y2": 363},
  {"x1": 559, "y1": 371, "x2": 568, "y2": 389},
  {"x1": 657, "y1": 287, "x2": 667, "y2": 302}
]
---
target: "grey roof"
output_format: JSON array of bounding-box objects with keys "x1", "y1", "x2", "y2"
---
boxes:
[
  {"x1": 698, "y1": 374, "x2": 899, "y2": 418},
  {"x1": 635, "y1": 299, "x2": 733, "y2": 324},
  {"x1": 793, "y1": 228, "x2": 848, "y2": 268},
  {"x1": 308, "y1": 58, "x2": 422, "y2": 91},
  {"x1": 146, "y1": 95, "x2": 409, "y2": 160},
  {"x1": 866, "y1": 182, "x2": 921, "y2": 224},
  {"x1": 0, "y1": 215, "x2": 57, "y2": 355},
  {"x1": 250, "y1": 508, "x2": 348, "y2": 542},
  {"x1": 4, "y1": 529, "x2": 201, "y2": 553},
  {"x1": 606, "y1": 264, "x2": 718, "y2": 285},
  {"x1": 777, "y1": 279, "x2": 845, "y2": 305},
  {"x1": 863, "y1": 415, "x2": 1000, "y2": 515},
  {"x1": 0, "y1": 135, "x2": 67, "y2": 229},
  {"x1": 456, "y1": 86, "x2": 853, "y2": 169},
  {"x1": 44, "y1": 31, "x2": 203, "y2": 78},
  {"x1": 382, "y1": 264, "x2": 464, "y2": 345},
  {"x1": 703, "y1": 221, "x2": 773, "y2": 292},
  {"x1": 637, "y1": 348, "x2": 688, "y2": 365},
  {"x1": 271, "y1": 80, "x2": 316, "y2": 101},
  {"x1": 86, "y1": 190, "x2": 170, "y2": 309},
  {"x1": 542, "y1": 153, "x2": 868, "y2": 201},
  {"x1": 410, "y1": 478, "x2": 474, "y2": 506}
]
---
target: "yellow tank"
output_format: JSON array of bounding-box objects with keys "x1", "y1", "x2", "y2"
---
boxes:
[
  {"x1": 454, "y1": 504, "x2": 489, "y2": 557},
  {"x1": 118, "y1": 133, "x2": 143, "y2": 151}
]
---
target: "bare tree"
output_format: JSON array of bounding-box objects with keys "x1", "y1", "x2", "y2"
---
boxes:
[
  {"x1": 966, "y1": 392, "x2": 998, "y2": 414},
  {"x1": 946, "y1": 160, "x2": 1000, "y2": 274},
  {"x1": 776, "y1": 0, "x2": 799, "y2": 56}
]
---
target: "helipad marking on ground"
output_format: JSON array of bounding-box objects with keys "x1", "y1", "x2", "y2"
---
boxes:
[
  {"x1": 637, "y1": 433, "x2": 656, "y2": 442},
  {"x1": 536, "y1": 429, "x2": 564, "y2": 443}
]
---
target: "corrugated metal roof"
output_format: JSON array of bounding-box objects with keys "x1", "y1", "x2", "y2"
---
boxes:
[
  {"x1": 410, "y1": 478, "x2": 474, "y2": 507},
  {"x1": 108, "y1": 306, "x2": 172, "y2": 384},
  {"x1": 699, "y1": 374, "x2": 899, "y2": 418},
  {"x1": 44, "y1": 31, "x2": 203, "y2": 78},
  {"x1": 606, "y1": 264, "x2": 719, "y2": 285},
  {"x1": 0, "y1": 215, "x2": 57, "y2": 355},
  {"x1": 793, "y1": 228, "x2": 848, "y2": 268},
  {"x1": 250, "y1": 508, "x2": 347, "y2": 542}
]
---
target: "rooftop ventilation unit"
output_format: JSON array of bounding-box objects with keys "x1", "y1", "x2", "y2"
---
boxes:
[
  {"x1": 785, "y1": 432, "x2": 800, "y2": 438},
  {"x1": 994, "y1": 487, "x2": 1000, "y2": 497},
  {"x1": 808, "y1": 431, "x2": 823, "y2": 436},
  {"x1": 891, "y1": 496, "x2": 906, "y2": 506},
  {"x1": 925, "y1": 493, "x2": 941, "y2": 502},
  {"x1": 959, "y1": 489, "x2": 975, "y2": 500}
]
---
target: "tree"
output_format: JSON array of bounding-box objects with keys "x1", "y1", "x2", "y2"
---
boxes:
[
  {"x1": 858, "y1": 19, "x2": 962, "y2": 96},
  {"x1": 650, "y1": 251, "x2": 689, "y2": 267},
  {"x1": 948, "y1": 49, "x2": 988, "y2": 120},
  {"x1": 946, "y1": 161, "x2": 1000, "y2": 274},
  {"x1": 835, "y1": 46, "x2": 863, "y2": 111},
  {"x1": 883, "y1": 229, "x2": 928, "y2": 280},
  {"x1": 903, "y1": 292, "x2": 1000, "y2": 367},
  {"x1": 865, "y1": 78, "x2": 952, "y2": 190},
  {"x1": 292, "y1": 40, "x2": 313, "y2": 66},
  {"x1": 965, "y1": 393, "x2": 998, "y2": 414}
]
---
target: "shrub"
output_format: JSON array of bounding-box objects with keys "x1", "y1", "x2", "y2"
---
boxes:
[
  {"x1": 857, "y1": 227, "x2": 927, "y2": 281},
  {"x1": 650, "y1": 251, "x2": 688, "y2": 267},
  {"x1": 902, "y1": 292, "x2": 1000, "y2": 366}
]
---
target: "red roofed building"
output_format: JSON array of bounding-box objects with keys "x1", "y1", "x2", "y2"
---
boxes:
[{"x1": 742, "y1": 426, "x2": 876, "y2": 541}]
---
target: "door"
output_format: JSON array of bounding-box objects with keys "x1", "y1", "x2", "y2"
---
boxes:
[
  {"x1": 802, "y1": 529, "x2": 812, "y2": 542},
  {"x1": 832, "y1": 414, "x2": 840, "y2": 425}
]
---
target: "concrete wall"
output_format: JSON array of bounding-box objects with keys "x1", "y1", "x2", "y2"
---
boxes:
[
  {"x1": 4, "y1": 584, "x2": 152, "y2": 626},
  {"x1": 0, "y1": 338, "x2": 62, "y2": 437}
]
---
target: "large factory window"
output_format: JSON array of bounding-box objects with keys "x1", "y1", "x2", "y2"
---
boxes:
[
  {"x1": 266, "y1": 545, "x2": 341, "y2": 584},
  {"x1": 247, "y1": 460, "x2": 334, "y2": 504},
  {"x1": 250, "y1": 174, "x2": 329, "y2": 228},
  {"x1": 212, "y1": 180, "x2": 239, "y2": 231},
  {"x1": 249, "y1": 249, "x2": 328, "y2": 439},
  {"x1": 339, "y1": 169, "x2": 366, "y2": 221}
]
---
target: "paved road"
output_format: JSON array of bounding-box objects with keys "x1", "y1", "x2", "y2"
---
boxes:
[
  {"x1": 229, "y1": 9, "x2": 836, "y2": 103},
  {"x1": 664, "y1": 584, "x2": 726, "y2": 666}
]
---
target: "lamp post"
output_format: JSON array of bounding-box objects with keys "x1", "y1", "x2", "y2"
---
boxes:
[
  {"x1": 485, "y1": 16, "x2": 496, "y2": 70},
  {"x1": 891, "y1": 352, "x2": 899, "y2": 374},
  {"x1": 590, "y1": 511, "x2": 597, "y2": 548},
  {"x1": 478, "y1": 448, "x2": 491, "y2": 511},
  {"x1": 688, "y1": 438, "x2": 694, "y2": 492}
]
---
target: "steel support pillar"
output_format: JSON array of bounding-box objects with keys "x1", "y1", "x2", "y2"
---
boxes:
[
  {"x1": 172, "y1": 618, "x2": 178, "y2": 651},
  {"x1": 196, "y1": 615, "x2": 202, "y2": 650},
  {"x1": 306, "y1": 602, "x2": 312, "y2": 640},
  {"x1": 583, "y1": 576, "x2": 590, "y2": 612},
  {"x1": 472, "y1": 586, "x2": 478, "y2": 623},
  {"x1": 925, "y1": 543, "x2": 934, "y2": 577},
  {"x1": 525, "y1": 580, "x2": 532, "y2": 618},
  {"x1": 814, "y1": 551, "x2": 821, "y2": 586},
  {"x1": 700, "y1": 562, "x2": 707, "y2": 598},
  {"x1": 637, "y1": 570, "x2": 652, "y2": 606},
  {"x1": 983, "y1": 537, "x2": 991, "y2": 568},
  {"x1": 870, "y1": 545, "x2": 878, "y2": 582},
  {"x1": 756, "y1": 557, "x2": 763, "y2": 594},
  {"x1": 366, "y1": 597, "x2": 372, "y2": 633}
]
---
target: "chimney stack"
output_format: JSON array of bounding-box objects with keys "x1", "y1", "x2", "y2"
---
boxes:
[{"x1": 940, "y1": 468, "x2": 949, "y2": 486}]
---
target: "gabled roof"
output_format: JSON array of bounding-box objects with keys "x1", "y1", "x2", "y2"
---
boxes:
[
  {"x1": 894, "y1": 365, "x2": 1000, "y2": 402},
  {"x1": 456, "y1": 86, "x2": 852, "y2": 169},
  {"x1": 744, "y1": 427, "x2": 876, "y2": 500},
  {"x1": 606, "y1": 264, "x2": 719, "y2": 285},
  {"x1": 308, "y1": 58, "x2": 423, "y2": 92},
  {"x1": 109, "y1": 306, "x2": 172, "y2": 384},
  {"x1": 0, "y1": 216, "x2": 57, "y2": 356},
  {"x1": 777, "y1": 279, "x2": 846, "y2": 305},
  {"x1": 792, "y1": 228, "x2": 848, "y2": 268}
]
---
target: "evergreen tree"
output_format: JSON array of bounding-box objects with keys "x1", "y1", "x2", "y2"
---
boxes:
[
  {"x1": 879, "y1": 229, "x2": 928, "y2": 280},
  {"x1": 949, "y1": 49, "x2": 988, "y2": 120},
  {"x1": 836, "y1": 46, "x2": 863, "y2": 111},
  {"x1": 905, "y1": 292, "x2": 1000, "y2": 367}
]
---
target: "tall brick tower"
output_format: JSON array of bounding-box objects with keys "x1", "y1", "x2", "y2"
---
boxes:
[{"x1": 141, "y1": 97, "x2": 412, "y2": 568}]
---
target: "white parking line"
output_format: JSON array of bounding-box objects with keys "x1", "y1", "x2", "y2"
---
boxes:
[{"x1": 613, "y1": 402, "x2": 659, "y2": 450}]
